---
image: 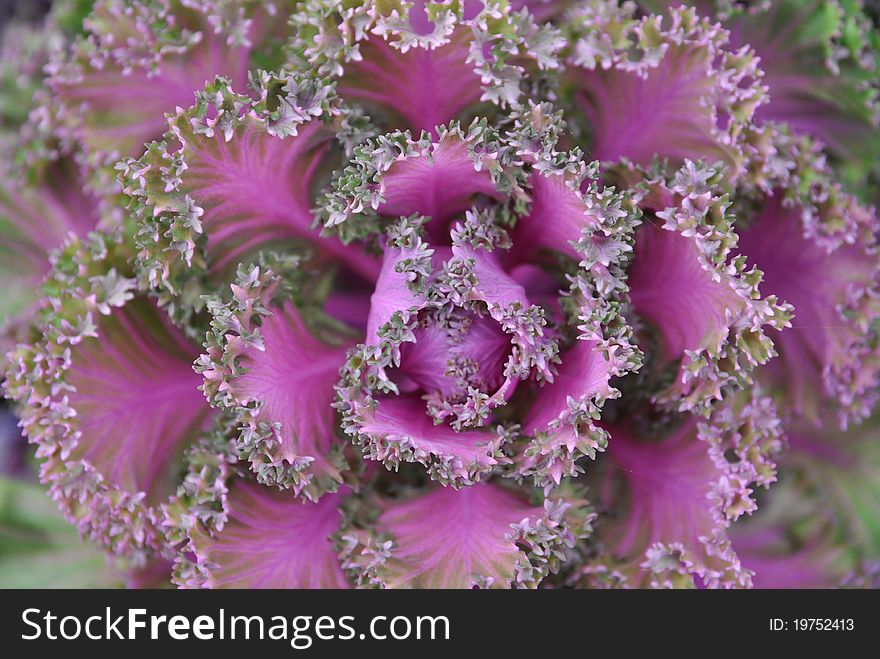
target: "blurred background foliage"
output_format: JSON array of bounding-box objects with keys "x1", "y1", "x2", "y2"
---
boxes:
[{"x1": 0, "y1": 475, "x2": 121, "y2": 587}]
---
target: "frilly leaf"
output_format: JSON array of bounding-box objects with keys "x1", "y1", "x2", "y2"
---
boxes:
[
  {"x1": 574, "y1": 388, "x2": 784, "y2": 588},
  {"x1": 287, "y1": 0, "x2": 565, "y2": 132},
  {"x1": 3, "y1": 231, "x2": 213, "y2": 561},
  {"x1": 119, "y1": 70, "x2": 378, "y2": 320},
  {"x1": 337, "y1": 482, "x2": 593, "y2": 588},
  {"x1": 627, "y1": 160, "x2": 793, "y2": 415},
  {"x1": 197, "y1": 256, "x2": 355, "y2": 501},
  {"x1": 562, "y1": 2, "x2": 767, "y2": 178}
]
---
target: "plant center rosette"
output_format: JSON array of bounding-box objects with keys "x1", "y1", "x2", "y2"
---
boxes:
[
  {"x1": 325, "y1": 103, "x2": 647, "y2": 493},
  {"x1": 337, "y1": 213, "x2": 567, "y2": 486}
]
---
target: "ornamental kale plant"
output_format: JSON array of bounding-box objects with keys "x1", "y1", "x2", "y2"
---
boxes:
[{"x1": 1, "y1": 0, "x2": 879, "y2": 589}]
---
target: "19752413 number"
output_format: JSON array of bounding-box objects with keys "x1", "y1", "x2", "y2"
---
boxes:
[{"x1": 791, "y1": 619, "x2": 854, "y2": 631}]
